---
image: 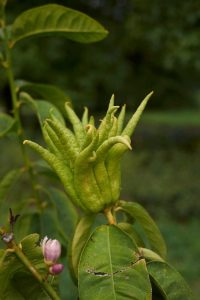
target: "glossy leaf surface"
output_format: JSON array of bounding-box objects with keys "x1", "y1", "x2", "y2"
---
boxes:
[
  {"x1": 147, "y1": 261, "x2": 194, "y2": 300},
  {"x1": 119, "y1": 201, "x2": 167, "y2": 258},
  {"x1": 79, "y1": 225, "x2": 152, "y2": 300},
  {"x1": 139, "y1": 248, "x2": 164, "y2": 263},
  {"x1": 117, "y1": 222, "x2": 145, "y2": 247},
  {"x1": 20, "y1": 92, "x2": 65, "y2": 126},
  {"x1": 16, "y1": 81, "x2": 70, "y2": 112},
  {"x1": 11, "y1": 4, "x2": 108, "y2": 46}
]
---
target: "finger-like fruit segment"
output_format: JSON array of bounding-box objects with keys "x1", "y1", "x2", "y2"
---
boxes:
[{"x1": 24, "y1": 92, "x2": 151, "y2": 213}]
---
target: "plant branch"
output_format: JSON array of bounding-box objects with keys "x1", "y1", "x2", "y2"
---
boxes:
[
  {"x1": 104, "y1": 207, "x2": 116, "y2": 225},
  {"x1": 1, "y1": 224, "x2": 61, "y2": 300},
  {"x1": 11, "y1": 241, "x2": 61, "y2": 300}
]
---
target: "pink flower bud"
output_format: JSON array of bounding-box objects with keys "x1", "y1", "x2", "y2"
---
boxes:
[
  {"x1": 49, "y1": 263, "x2": 64, "y2": 275},
  {"x1": 41, "y1": 236, "x2": 61, "y2": 264}
]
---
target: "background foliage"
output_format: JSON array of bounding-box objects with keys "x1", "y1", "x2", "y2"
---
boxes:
[
  {"x1": 2, "y1": 0, "x2": 200, "y2": 111},
  {"x1": 0, "y1": 0, "x2": 200, "y2": 297}
]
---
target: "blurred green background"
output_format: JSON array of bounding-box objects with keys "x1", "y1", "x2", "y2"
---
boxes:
[{"x1": 0, "y1": 0, "x2": 200, "y2": 297}]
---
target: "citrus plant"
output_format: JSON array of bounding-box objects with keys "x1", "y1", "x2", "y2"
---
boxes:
[{"x1": 0, "y1": 1, "x2": 194, "y2": 299}]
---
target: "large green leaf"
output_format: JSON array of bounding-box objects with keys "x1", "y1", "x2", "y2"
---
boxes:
[
  {"x1": 0, "y1": 113, "x2": 16, "y2": 138},
  {"x1": 117, "y1": 222, "x2": 145, "y2": 247},
  {"x1": 119, "y1": 201, "x2": 167, "y2": 259},
  {"x1": 139, "y1": 248, "x2": 164, "y2": 263},
  {"x1": 0, "y1": 234, "x2": 52, "y2": 299},
  {"x1": 16, "y1": 80, "x2": 70, "y2": 113},
  {"x1": 11, "y1": 4, "x2": 108, "y2": 47},
  {"x1": 20, "y1": 92, "x2": 65, "y2": 126},
  {"x1": 40, "y1": 187, "x2": 79, "y2": 245},
  {"x1": 147, "y1": 261, "x2": 194, "y2": 300},
  {"x1": 78, "y1": 225, "x2": 152, "y2": 300},
  {"x1": 70, "y1": 214, "x2": 94, "y2": 279}
]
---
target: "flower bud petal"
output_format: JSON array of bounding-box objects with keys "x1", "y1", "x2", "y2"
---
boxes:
[
  {"x1": 40, "y1": 236, "x2": 61, "y2": 264},
  {"x1": 49, "y1": 263, "x2": 64, "y2": 275}
]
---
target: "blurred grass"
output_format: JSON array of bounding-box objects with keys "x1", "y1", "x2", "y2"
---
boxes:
[
  {"x1": 159, "y1": 219, "x2": 200, "y2": 298},
  {"x1": 121, "y1": 111, "x2": 200, "y2": 296},
  {"x1": 121, "y1": 148, "x2": 200, "y2": 297},
  {"x1": 143, "y1": 110, "x2": 200, "y2": 126},
  {"x1": 121, "y1": 149, "x2": 200, "y2": 220}
]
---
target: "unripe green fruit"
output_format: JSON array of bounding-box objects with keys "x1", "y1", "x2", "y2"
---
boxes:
[{"x1": 24, "y1": 92, "x2": 153, "y2": 213}]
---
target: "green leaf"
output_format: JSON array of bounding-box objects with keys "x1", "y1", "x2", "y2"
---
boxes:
[
  {"x1": 117, "y1": 222, "x2": 145, "y2": 247},
  {"x1": 0, "y1": 234, "x2": 52, "y2": 299},
  {"x1": 11, "y1": 273, "x2": 51, "y2": 300},
  {"x1": 70, "y1": 214, "x2": 94, "y2": 279},
  {"x1": 16, "y1": 80, "x2": 70, "y2": 113},
  {"x1": 20, "y1": 234, "x2": 44, "y2": 264},
  {"x1": 20, "y1": 92, "x2": 65, "y2": 126},
  {"x1": 49, "y1": 187, "x2": 79, "y2": 239},
  {"x1": 11, "y1": 4, "x2": 108, "y2": 47},
  {"x1": 0, "y1": 169, "x2": 22, "y2": 201},
  {"x1": 119, "y1": 201, "x2": 167, "y2": 259},
  {"x1": 78, "y1": 225, "x2": 152, "y2": 300},
  {"x1": 39, "y1": 187, "x2": 79, "y2": 245},
  {"x1": 147, "y1": 261, "x2": 195, "y2": 300},
  {"x1": 0, "y1": 112, "x2": 16, "y2": 138},
  {"x1": 59, "y1": 258, "x2": 78, "y2": 300},
  {"x1": 139, "y1": 248, "x2": 164, "y2": 262}
]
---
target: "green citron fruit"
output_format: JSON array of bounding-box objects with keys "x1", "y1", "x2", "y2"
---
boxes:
[{"x1": 24, "y1": 92, "x2": 153, "y2": 213}]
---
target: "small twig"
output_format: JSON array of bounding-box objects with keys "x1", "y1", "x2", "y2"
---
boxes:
[
  {"x1": 12, "y1": 241, "x2": 60, "y2": 300},
  {"x1": 104, "y1": 207, "x2": 116, "y2": 225},
  {"x1": 9, "y1": 208, "x2": 20, "y2": 233},
  {"x1": 0, "y1": 209, "x2": 61, "y2": 300}
]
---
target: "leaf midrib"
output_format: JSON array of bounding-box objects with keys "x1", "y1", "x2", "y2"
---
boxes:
[
  {"x1": 107, "y1": 227, "x2": 117, "y2": 300},
  {"x1": 12, "y1": 28, "x2": 106, "y2": 45}
]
